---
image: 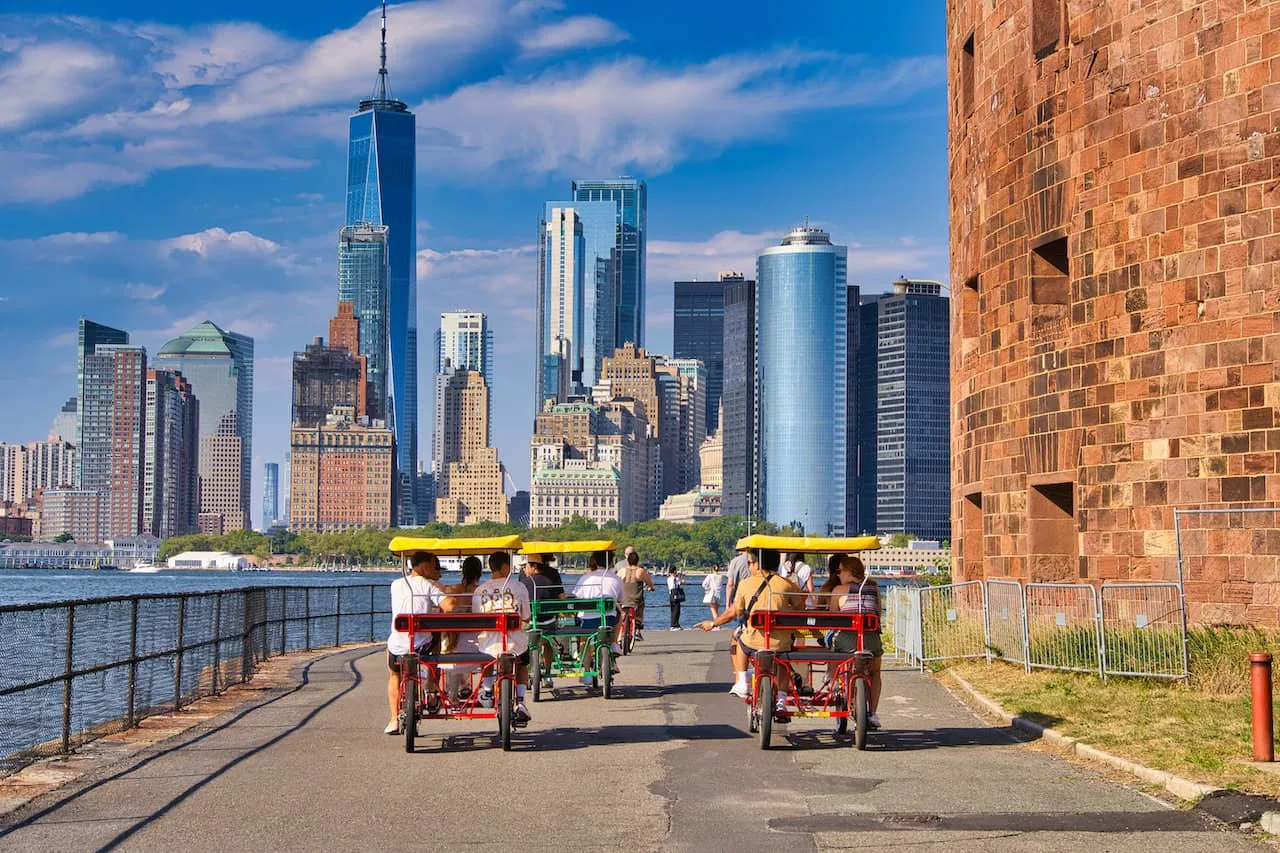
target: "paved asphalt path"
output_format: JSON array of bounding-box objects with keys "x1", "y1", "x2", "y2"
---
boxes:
[{"x1": 0, "y1": 631, "x2": 1265, "y2": 852}]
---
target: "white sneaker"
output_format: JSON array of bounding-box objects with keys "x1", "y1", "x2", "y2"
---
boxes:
[
  {"x1": 384, "y1": 719, "x2": 399, "y2": 735},
  {"x1": 728, "y1": 681, "x2": 749, "y2": 698},
  {"x1": 868, "y1": 712, "x2": 882, "y2": 729}
]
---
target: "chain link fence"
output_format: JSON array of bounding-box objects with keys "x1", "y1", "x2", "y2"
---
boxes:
[{"x1": 0, "y1": 584, "x2": 390, "y2": 777}]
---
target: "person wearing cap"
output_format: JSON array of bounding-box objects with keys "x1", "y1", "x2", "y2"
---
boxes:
[
  {"x1": 473, "y1": 550, "x2": 532, "y2": 725},
  {"x1": 521, "y1": 553, "x2": 565, "y2": 683},
  {"x1": 697, "y1": 548, "x2": 804, "y2": 718}
]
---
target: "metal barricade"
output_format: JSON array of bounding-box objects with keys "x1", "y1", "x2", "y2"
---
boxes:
[
  {"x1": 985, "y1": 579, "x2": 1028, "y2": 671},
  {"x1": 883, "y1": 585, "x2": 922, "y2": 666},
  {"x1": 919, "y1": 581, "x2": 988, "y2": 664},
  {"x1": 1100, "y1": 583, "x2": 1188, "y2": 680},
  {"x1": 1025, "y1": 583, "x2": 1102, "y2": 676}
]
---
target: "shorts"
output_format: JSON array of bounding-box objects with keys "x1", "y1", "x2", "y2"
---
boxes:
[
  {"x1": 831, "y1": 629, "x2": 884, "y2": 657},
  {"x1": 579, "y1": 613, "x2": 620, "y2": 630},
  {"x1": 387, "y1": 638, "x2": 441, "y2": 672},
  {"x1": 702, "y1": 592, "x2": 720, "y2": 605}
]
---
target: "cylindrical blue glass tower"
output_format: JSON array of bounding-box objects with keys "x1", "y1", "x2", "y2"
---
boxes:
[{"x1": 756, "y1": 226, "x2": 847, "y2": 535}]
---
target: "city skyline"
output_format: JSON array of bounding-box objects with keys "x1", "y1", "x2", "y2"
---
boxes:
[{"x1": 0, "y1": 1, "x2": 950, "y2": 513}]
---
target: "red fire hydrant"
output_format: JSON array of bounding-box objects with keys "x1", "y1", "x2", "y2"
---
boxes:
[{"x1": 1251, "y1": 652, "x2": 1273, "y2": 763}]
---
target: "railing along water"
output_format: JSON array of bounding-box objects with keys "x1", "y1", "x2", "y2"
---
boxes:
[{"x1": 0, "y1": 584, "x2": 391, "y2": 776}]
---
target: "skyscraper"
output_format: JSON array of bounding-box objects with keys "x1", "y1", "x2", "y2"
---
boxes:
[
  {"x1": 154, "y1": 321, "x2": 254, "y2": 533},
  {"x1": 721, "y1": 278, "x2": 757, "y2": 520},
  {"x1": 337, "y1": 225, "x2": 389, "y2": 421},
  {"x1": 535, "y1": 207, "x2": 586, "y2": 410},
  {"x1": 75, "y1": 319, "x2": 128, "y2": 486},
  {"x1": 433, "y1": 368, "x2": 506, "y2": 525},
  {"x1": 292, "y1": 337, "x2": 368, "y2": 427},
  {"x1": 858, "y1": 279, "x2": 951, "y2": 540},
  {"x1": 143, "y1": 369, "x2": 199, "y2": 539},
  {"x1": 572, "y1": 178, "x2": 647, "y2": 350},
  {"x1": 756, "y1": 225, "x2": 848, "y2": 535},
  {"x1": 674, "y1": 272, "x2": 741, "y2": 432},
  {"x1": 289, "y1": 407, "x2": 394, "y2": 533},
  {"x1": 437, "y1": 311, "x2": 493, "y2": 441},
  {"x1": 345, "y1": 3, "x2": 417, "y2": 524},
  {"x1": 263, "y1": 462, "x2": 280, "y2": 531},
  {"x1": 81, "y1": 344, "x2": 147, "y2": 539}
]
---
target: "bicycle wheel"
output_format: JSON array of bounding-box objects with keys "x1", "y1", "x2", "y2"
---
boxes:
[
  {"x1": 622, "y1": 614, "x2": 635, "y2": 656},
  {"x1": 834, "y1": 672, "x2": 850, "y2": 737},
  {"x1": 498, "y1": 678, "x2": 513, "y2": 751},
  {"x1": 403, "y1": 678, "x2": 418, "y2": 754},
  {"x1": 854, "y1": 677, "x2": 869, "y2": 751},
  {"x1": 530, "y1": 649, "x2": 542, "y2": 703},
  {"x1": 600, "y1": 646, "x2": 614, "y2": 699},
  {"x1": 758, "y1": 677, "x2": 773, "y2": 750}
]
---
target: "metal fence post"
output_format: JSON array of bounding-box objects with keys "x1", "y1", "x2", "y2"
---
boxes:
[
  {"x1": 1019, "y1": 582, "x2": 1031, "y2": 673},
  {"x1": 212, "y1": 592, "x2": 222, "y2": 694},
  {"x1": 915, "y1": 587, "x2": 925, "y2": 671},
  {"x1": 335, "y1": 586, "x2": 342, "y2": 647},
  {"x1": 174, "y1": 596, "x2": 186, "y2": 712},
  {"x1": 304, "y1": 589, "x2": 312, "y2": 651},
  {"x1": 1093, "y1": 585, "x2": 1106, "y2": 680},
  {"x1": 61, "y1": 604, "x2": 75, "y2": 754},
  {"x1": 369, "y1": 585, "x2": 375, "y2": 641},
  {"x1": 241, "y1": 589, "x2": 253, "y2": 681},
  {"x1": 279, "y1": 588, "x2": 287, "y2": 654},
  {"x1": 126, "y1": 598, "x2": 139, "y2": 728}
]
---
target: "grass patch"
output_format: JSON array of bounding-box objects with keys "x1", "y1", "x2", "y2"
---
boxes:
[{"x1": 949, "y1": 624, "x2": 1280, "y2": 795}]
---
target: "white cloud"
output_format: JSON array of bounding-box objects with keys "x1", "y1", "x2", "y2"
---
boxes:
[
  {"x1": 0, "y1": 41, "x2": 120, "y2": 131},
  {"x1": 162, "y1": 227, "x2": 280, "y2": 258},
  {"x1": 519, "y1": 16, "x2": 629, "y2": 55},
  {"x1": 415, "y1": 51, "x2": 944, "y2": 176},
  {"x1": 123, "y1": 282, "x2": 167, "y2": 301}
]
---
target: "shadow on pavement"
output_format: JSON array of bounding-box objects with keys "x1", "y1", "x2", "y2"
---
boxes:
[
  {"x1": 417, "y1": 723, "x2": 747, "y2": 753},
  {"x1": 862, "y1": 725, "x2": 1025, "y2": 752}
]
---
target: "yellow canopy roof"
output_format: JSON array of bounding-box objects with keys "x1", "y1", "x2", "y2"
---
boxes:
[
  {"x1": 519, "y1": 539, "x2": 617, "y2": 556},
  {"x1": 734, "y1": 534, "x2": 881, "y2": 553},
  {"x1": 388, "y1": 534, "x2": 524, "y2": 556}
]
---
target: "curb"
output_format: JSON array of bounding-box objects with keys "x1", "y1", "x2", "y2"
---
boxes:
[{"x1": 946, "y1": 671, "x2": 1222, "y2": 803}]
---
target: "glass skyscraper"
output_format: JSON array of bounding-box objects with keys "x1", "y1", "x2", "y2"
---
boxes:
[
  {"x1": 263, "y1": 461, "x2": 279, "y2": 530},
  {"x1": 75, "y1": 318, "x2": 129, "y2": 486},
  {"x1": 535, "y1": 200, "x2": 617, "y2": 411},
  {"x1": 721, "y1": 278, "x2": 756, "y2": 519},
  {"x1": 756, "y1": 226, "x2": 848, "y2": 535},
  {"x1": 858, "y1": 279, "x2": 951, "y2": 540},
  {"x1": 154, "y1": 321, "x2": 254, "y2": 531},
  {"x1": 572, "y1": 178, "x2": 647, "y2": 351},
  {"x1": 338, "y1": 224, "x2": 390, "y2": 422},
  {"x1": 675, "y1": 273, "x2": 744, "y2": 433},
  {"x1": 345, "y1": 7, "x2": 417, "y2": 522}
]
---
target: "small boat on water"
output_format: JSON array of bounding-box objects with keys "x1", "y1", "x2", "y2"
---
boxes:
[{"x1": 130, "y1": 561, "x2": 161, "y2": 573}]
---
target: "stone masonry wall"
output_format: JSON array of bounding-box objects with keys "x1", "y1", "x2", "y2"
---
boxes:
[{"x1": 948, "y1": 0, "x2": 1280, "y2": 624}]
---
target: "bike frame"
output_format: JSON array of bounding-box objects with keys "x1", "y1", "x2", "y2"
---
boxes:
[{"x1": 747, "y1": 610, "x2": 879, "y2": 721}]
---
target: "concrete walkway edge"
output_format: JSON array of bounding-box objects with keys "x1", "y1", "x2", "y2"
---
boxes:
[{"x1": 945, "y1": 670, "x2": 1222, "y2": 803}]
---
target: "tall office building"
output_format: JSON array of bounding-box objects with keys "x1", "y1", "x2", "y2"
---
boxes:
[
  {"x1": 345, "y1": 4, "x2": 417, "y2": 524},
  {"x1": 155, "y1": 321, "x2": 254, "y2": 533},
  {"x1": 854, "y1": 279, "x2": 952, "y2": 540},
  {"x1": 757, "y1": 225, "x2": 848, "y2": 535},
  {"x1": 263, "y1": 462, "x2": 280, "y2": 531},
  {"x1": 75, "y1": 319, "x2": 129, "y2": 485},
  {"x1": 535, "y1": 207, "x2": 586, "y2": 409},
  {"x1": 433, "y1": 368, "x2": 506, "y2": 525},
  {"x1": 51, "y1": 397, "x2": 77, "y2": 445},
  {"x1": 292, "y1": 337, "x2": 368, "y2": 427},
  {"x1": 142, "y1": 369, "x2": 199, "y2": 540},
  {"x1": 337, "y1": 225, "x2": 389, "y2": 421},
  {"x1": 0, "y1": 439, "x2": 76, "y2": 504},
  {"x1": 289, "y1": 406, "x2": 394, "y2": 532},
  {"x1": 674, "y1": 272, "x2": 742, "y2": 432},
  {"x1": 81, "y1": 344, "x2": 147, "y2": 539},
  {"x1": 721, "y1": 278, "x2": 757, "y2": 519},
  {"x1": 657, "y1": 358, "x2": 707, "y2": 496},
  {"x1": 572, "y1": 178, "x2": 647, "y2": 350},
  {"x1": 437, "y1": 311, "x2": 493, "y2": 440}
]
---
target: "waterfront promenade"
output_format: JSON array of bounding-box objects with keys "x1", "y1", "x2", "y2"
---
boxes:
[{"x1": 0, "y1": 632, "x2": 1260, "y2": 852}]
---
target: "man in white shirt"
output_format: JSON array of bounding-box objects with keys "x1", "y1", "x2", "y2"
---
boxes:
[
  {"x1": 575, "y1": 550, "x2": 625, "y2": 656},
  {"x1": 789, "y1": 552, "x2": 815, "y2": 600},
  {"x1": 386, "y1": 552, "x2": 449, "y2": 734},
  {"x1": 473, "y1": 550, "x2": 533, "y2": 724}
]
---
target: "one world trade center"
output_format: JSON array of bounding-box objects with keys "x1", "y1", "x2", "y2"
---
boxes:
[{"x1": 344, "y1": 2, "x2": 418, "y2": 523}]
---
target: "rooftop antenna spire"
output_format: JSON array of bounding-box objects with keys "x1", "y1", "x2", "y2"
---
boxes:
[{"x1": 377, "y1": 0, "x2": 389, "y2": 100}]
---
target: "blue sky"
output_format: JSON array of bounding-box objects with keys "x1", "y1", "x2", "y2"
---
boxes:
[{"x1": 0, "y1": 0, "x2": 949, "y2": 523}]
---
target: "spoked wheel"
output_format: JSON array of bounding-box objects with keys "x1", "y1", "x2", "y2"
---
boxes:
[
  {"x1": 403, "y1": 678, "x2": 418, "y2": 754},
  {"x1": 854, "y1": 677, "x2": 869, "y2": 751},
  {"x1": 746, "y1": 692, "x2": 759, "y2": 733},
  {"x1": 498, "y1": 678, "x2": 513, "y2": 751},
  {"x1": 622, "y1": 616, "x2": 635, "y2": 656},
  {"x1": 757, "y1": 678, "x2": 773, "y2": 750},
  {"x1": 834, "y1": 673, "x2": 850, "y2": 737},
  {"x1": 599, "y1": 646, "x2": 614, "y2": 699},
  {"x1": 530, "y1": 650, "x2": 542, "y2": 702}
]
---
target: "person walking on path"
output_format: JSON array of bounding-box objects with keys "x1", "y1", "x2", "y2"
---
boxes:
[
  {"x1": 613, "y1": 545, "x2": 636, "y2": 575},
  {"x1": 667, "y1": 567, "x2": 686, "y2": 630},
  {"x1": 701, "y1": 566, "x2": 725, "y2": 624}
]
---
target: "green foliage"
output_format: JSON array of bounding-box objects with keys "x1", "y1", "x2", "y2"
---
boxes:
[
  {"x1": 157, "y1": 515, "x2": 769, "y2": 568},
  {"x1": 52, "y1": 532, "x2": 75, "y2": 543},
  {"x1": 887, "y1": 532, "x2": 916, "y2": 548}
]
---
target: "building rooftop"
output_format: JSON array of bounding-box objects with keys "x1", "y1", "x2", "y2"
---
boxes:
[{"x1": 157, "y1": 321, "x2": 236, "y2": 356}]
